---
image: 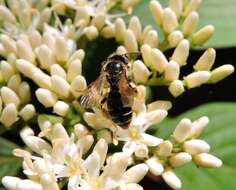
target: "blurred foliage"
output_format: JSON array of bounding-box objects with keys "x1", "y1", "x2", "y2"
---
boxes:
[{"x1": 131, "y1": 0, "x2": 236, "y2": 48}]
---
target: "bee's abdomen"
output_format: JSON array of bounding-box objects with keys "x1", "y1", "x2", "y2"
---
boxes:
[{"x1": 107, "y1": 91, "x2": 132, "y2": 128}]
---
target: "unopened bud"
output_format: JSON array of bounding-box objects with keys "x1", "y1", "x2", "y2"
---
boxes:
[
  {"x1": 85, "y1": 26, "x2": 99, "y2": 40},
  {"x1": 0, "y1": 103, "x2": 18, "y2": 127},
  {"x1": 162, "y1": 169, "x2": 182, "y2": 189},
  {"x1": 50, "y1": 64, "x2": 67, "y2": 79},
  {"x1": 115, "y1": 18, "x2": 127, "y2": 42},
  {"x1": 38, "y1": 8, "x2": 52, "y2": 30},
  {"x1": 135, "y1": 144, "x2": 149, "y2": 158},
  {"x1": 1, "y1": 61, "x2": 15, "y2": 81},
  {"x1": 168, "y1": 30, "x2": 184, "y2": 47},
  {"x1": 16, "y1": 59, "x2": 36, "y2": 78},
  {"x1": 51, "y1": 75, "x2": 70, "y2": 97},
  {"x1": 194, "y1": 153, "x2": 222, "y2": 168},
  {"x1": 172, "y1": 39, "x2": 189, "y2": 66},
  {"x1": 28, "y1": 30, "x2": 42, "y2": 49},
  {"x1": 16, "y1": 40, "x2": 35, "y2": 63},
  {"x1": 7, "y1": 74, "x2": 21, "y2": 92},
  {"x1": 19, "y1": 104, "x2": 36, "y2": 121},
  {"x1": 184, "y1": 139, "x2": 210, "y2": 155},
  {"x1": 1, "y1": 86, "x2": 20, "y2": 107},
  {"x1": 133, "y1": 60, "x2": 150, "y2": 84},
  {"x1": 194, "y1": 48, "x2": 216, "y2": 71},
  {"x1": 141, "y1": 44, "x2": 152, "y2": 67},
  {"x1": 18, "y1": 82, "x2": 31, "y2": 104},
  {"x1": 33, "y1": 71, "x2": 52, "y2": 89},
  {"x1": 67, "y1": 59, "x2": 82, "y2": 82},
  {"x1": 55, "y1": 35, "x2": 69, "y2": 63},
  {"x1": 173, "y1": 118, "x2": 192, "y2": 143},
  {"x1": 185, "y1": 71, "x2": 211, "y2": 88},
  {"x1": 101, "y1": 25, "x2": 115, "y2": 39},
  {"x1": 150, "y1": 48, "x2": 168, "y2": 73},
  {"x1": 91, "y1": 13, "x2": 106, "y2": 30},
  {"x1": 210, "y1": 65, "x2": 234, "y2": 83},
  {"x1": 35, "y1": 45, "x2": 56, "y2": 69},
  {"x1": 146, "y1": 157, "x2": 164, "y2": 175},
  {"x1": 143, "y1": 30, "x2": 158, "y2": 48},
  {"x1": 169, "y1": 80, "x2": 185, "y2": 97},
  {"x1": 162, "y1": 8, "x2": 178, "y2": 34},
  {"x1": 53, "y1": 101, "x2": 69, "y2": 116},
  {"x1": 0, "y1": 34, "x2": 17, "y2": 54},
  {"x1": 71, "y1": 75, "x2": 87, "y2": 97},
  {"x1": 149, "y1": 0, "x2": 163, "y2": 25},
  {"x1": 36, "y1": 88, "x2": 58, "y2": 108},
  {"x1": 124, "y1": 29, "x2": 138, "y2": 52},
  {"x1": 129, "y1": 16, "x2": 142, "y2": 43},
  {"x1": 170, "y1": 152, "x2": 192, "y2": 167},
  {"x1": 147, "y1": 100, "x2": 172, "y2": 112},
  {"x1": 164, "y1": 60, "x2": 180, "y2": 81},
  {"x1": 169, "y1": 0, "x2": 183, "y2": 17},
  {"x1": 156, "y1": 140, "x2": 173, "y2": 157},
  {"x1": 184, "y1": 0, "x2": 202, "y2": 16},
  {"x1": 182, "y1": 11, "x2": 199, "y2": 36},
  {"x1": 69, "y1": 49, "x2": 85, "y2": 63},
  {"x1": 0, "y1": 5, "x2": 16, "y2": 24},
  {"x1": 192, "y1": 25, "x2": 214, "y2": 46},
  {"x1": 116, "y1": 46, "x2": 127, "y2": 55},
  {"x1": 190, "y1": 116, "x2": 209, "y2": 137}
]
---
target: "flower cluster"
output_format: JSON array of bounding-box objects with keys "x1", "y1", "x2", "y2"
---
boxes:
[{"x1": 0, "y1": 0, "x2": 233, "y2": 190}]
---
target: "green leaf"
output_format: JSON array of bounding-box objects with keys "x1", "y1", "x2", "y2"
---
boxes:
[
  {"x1": 132, "y1": 0, "x2": 236, "y2": 48},
  {"x1": 154, "y1": 102, "x2": 236, "y2": 190},
  {"x1": 0, "y1": 138, "x2": 21, "y2": 188}
]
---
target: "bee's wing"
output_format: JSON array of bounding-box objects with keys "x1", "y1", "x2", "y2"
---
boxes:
[{"x1": 79, "y1": 72, "x2": 107, "y2": 109}]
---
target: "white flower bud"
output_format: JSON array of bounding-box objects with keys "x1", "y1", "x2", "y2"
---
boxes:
[
  {"x1": 16, "y1": 59, "x2": 36, "y2": 78},
  {"x1": 7, "y1": 75, "x2": 21, "y2": 92},
  {"x1": 141, "y1": 44, "x2": 152, "y2": 67},
  {"x1": 38, "y1": 8, "x2": 52, "y2": 30},
  {"x1": 185, "y1": 71, "x2": 211, "y2": 88},
  {"x1": 38, "y1": 115, "x2": 52, "y2": 133},
  {"x1": 172, "y1": 39, "x2": 189, "y2": 66},
  {"x1": 0, "y1": 96, "x2": 2, "y2": 114},
  {"x1": 50, "y1": 64, "x2": 67, "y2": 79},
  {"x1": 194, "y1": 153, "x2": 222, "y2": 168},
  {"x1": 1, "y1": 61, "x2": 15, "y2": 81},
  {"x1": 115, "y1": 18, "x2": 127, "y2": 42},
  {"x1": 184, "y1": 139, "x2": 210, "y2": 155},
  {"x1": 40, "y1": 174, "x2": 59, "y2": 190},
  {"x1": 129, "y1": 16, "x2": 142, "y2": 43},
  {"x1": 135, "y1": 144, "x2": 149, "y2": 158},
  {"x1": 91, "y1": 13, "x2": 106, "y2": 30},
  {"x1": 0, "y1": 5, "x2": 16, "y2": 24},
  {"x1": 35, "y1": 45, "x2": 56, "y2": 69},
  {"x1": 71, "y1": 75, "x2": 87, "y2": 97},
  {"x1": 18, "y1": 82, "x2": 31, "y2": 104},
  {"x1": 28, "y1": 30, "x2": 42, "y2": 49},
  {"x1": 53, "y1": 101, "x2": 69, "y2": 116},
  {"x1": 42, "y1": 32, "x2": 55, "y2": 50},
  {"x1": 143, "y1": 30, "x2": 158, "y2": 48},
  {"x1": 194, "y1": 48, "x2": 216, "y2": 71},
  {"x1": 162, "y1": 169, "x2": 182, "y2": 189},
  {"x1": 74, "y1": 123, "x2": 88, "y2": 138},
  {"x1": 75, "y1": 7, "x2": 90, "y2": 27},
  {"x1": 0, "y1": 34, "x2": 17, "y2": 54},
  {"x1": 69, "y1": 49, "x2": 85, "y2": 63},
  {"x1": 33, "y1": 71, "x2": 52, "y2": 89},
  {"x1": 1, "y1": 86, "x2": 20, "y2": 107},
  {"x1": 84, "y1": 26, "x2": 99, "y2": 40},
  {"x1": 20, "y1": 128, "x2": 34, "y2": 139},
  {"x1": 168, "y1": 30, "x2": 184, "y2": 47},
  {"x1": 146, "y1": 157, "x2": 164, "y2": 175},
  {"x1": 169, "y1": 0, "x2": 183, "y2": 17},
  {"x1": 150, "y1": 48, "x2": 168, "y2": 73},
  {"x1": 52, "y1": 123, "x2": 69, "y2": 140},
  {"x1": 145, "y1": 109, "x2": 167, "y2": 125},
  {"x1": 123, "y1": 164, "x2": 148, "y2": 183},
  {"x1": 170, "y1": 152, "x2": 192, "y2": 167},
  {"x1": 192, "y1": 25, "x2": 214, "y2": 46},
  {"x1": 162, "y1": 8, "x2": 178, "y2": 34},
  {"x1": 164, "y1": 60, "x2": 180, "y2": 81},
  {"x1": 2, "y1": 176, "x2": 20, "y2": 190},
  {"x1": 16, "y1": 40, "x2": 35, "y2": 63},
  {"x1": 156, "y1": 140, "x2": 173, "y2": 157},
  {"x1": 24, "y1": 136, "x2": 52, "y2": 155},
  {"x1": 190, "y1": 116, "x2": 209, "y2": 137},
  {"x1": 147, "y1": 100, "x2": 172, "y2": 112},
  {"x1": 83, "y1": 112, "x2": 96, "y2": 127},
  {"x1": 124, "y1": 29, "x2": 138, "y2": 52},
  {"x1": 149, "y1": 0, "x2": 163, "y2": 25},
  {"x1": 55, "y1": 35, "x2": 69, "y2": 63},
  {"x1": 210, "y1": 65, "x2": 234, "y2": 83},
  {"x1": 173, "y1": 118, "x2": 192, "y2": 143},
  {"x1": 101, "y1": 24, "x2": 115, "y2": 39},
  {"x1": 67, "y1": 59, "x2": 82, "y2": 82},
  {"x1": 142, "y1": 25, "x2": 153, "y2": 41},
  {"x1": 133, "y1": 60, "x2": 150, "y2": 84},
  {"x1": 184, "y1": 0, "x2": 202, "y2": 16},
  {"x1": 0, "y1": 43, "x2": 6, "y2": 56},
  {"x1": 182, "y1": 11, "x2": 199, "y2": 36},
  {"x1": 169, "y1": 80, "x2": 185, "y2": 97},
  {"x1": 116, "y1": 45, "x2": 127, "y2": 55},
  {"x1": 0, "y1": 103, "x2": 18, "y2": 127},
  {"x1": 36, "y1": 88, "x2": 58, "y2": 108},
  {"x1": 19, "y1": 104, "x2": 36, "y2": 121},
  {"x1": 51, "y1": 75, "x2": 70, "y2": 97},
  {"x1": 77, "y1": 135, "x2": 94, "y2": 155}
]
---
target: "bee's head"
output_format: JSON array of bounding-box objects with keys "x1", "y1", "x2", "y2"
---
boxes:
[{"x1": 104, "y1": 61, "x2": 124, "y2": 75}]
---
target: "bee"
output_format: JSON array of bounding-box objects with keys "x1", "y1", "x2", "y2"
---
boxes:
[{"x1": 79, "y1": 53, "x2": 141, "y2": 129}]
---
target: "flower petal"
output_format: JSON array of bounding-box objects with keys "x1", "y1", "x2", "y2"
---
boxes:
[
  {"x1": 122, "y1": 141, "x2": 136, "y2": 156},
  {"x1": 140, "y1": 133, "x2": 163, "y2": 146}
]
